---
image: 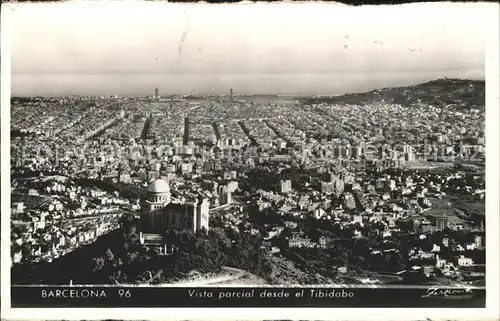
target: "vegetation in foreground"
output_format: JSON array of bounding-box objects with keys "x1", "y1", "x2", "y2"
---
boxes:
[{"x1": 11, "y1": 214, "x2": 273, "y2": 285}]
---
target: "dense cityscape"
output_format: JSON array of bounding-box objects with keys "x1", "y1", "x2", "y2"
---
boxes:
[{"x1": 10, "y1": 78, "x2": 486, "y2": 287}]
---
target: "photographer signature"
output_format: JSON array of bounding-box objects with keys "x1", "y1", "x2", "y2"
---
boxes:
[{"x1": 422, "y1": 287, "x2": 474, "y2": 298}]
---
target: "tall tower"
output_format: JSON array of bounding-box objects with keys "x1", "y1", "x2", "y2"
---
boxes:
[
  {"x1": 154, "y1": 88, "x2": 159, "y2": 100},
  {"x1": 195, "y1": 196, "x2": 210, "y2": 233},
  {"x1": 183, "y1": 117, "x2": 190, "y2": 145},
  {"x1": 230, "y1": 88, "x2": 233, "y2": 100}
]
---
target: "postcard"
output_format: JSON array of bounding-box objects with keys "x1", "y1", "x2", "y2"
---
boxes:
[{"x1": 1, "y1": 1, "x2": 499, "y2": 320}]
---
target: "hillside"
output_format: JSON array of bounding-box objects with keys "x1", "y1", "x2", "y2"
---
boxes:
[
  {"x1": 301, "y1": 78, "x2": 485, "y2": 108},
  {"x1": 11, "y1": 218, "x2": 274, "y2": 285}
]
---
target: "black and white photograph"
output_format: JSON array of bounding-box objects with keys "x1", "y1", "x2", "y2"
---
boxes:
[{"x1": 1, "y1": 0, "x2": 499, "y2": 319}]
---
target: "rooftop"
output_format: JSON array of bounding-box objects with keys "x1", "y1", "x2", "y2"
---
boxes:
[{"x1": 148, "y1": 179, "x2": 170, "y2": 194}]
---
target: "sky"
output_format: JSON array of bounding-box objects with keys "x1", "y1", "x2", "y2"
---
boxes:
[{"x1": 7, "y1": 1, "x2": 493, "y2": 96}]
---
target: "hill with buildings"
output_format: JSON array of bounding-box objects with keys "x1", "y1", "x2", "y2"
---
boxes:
[{"x1": 302, "y1": 79, "x2": 485, "y2": 108}]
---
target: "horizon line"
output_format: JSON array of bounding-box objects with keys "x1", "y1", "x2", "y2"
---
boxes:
[
  {"x1": 12, "y1": 68, "x2": 486, "y2": 77},
  {"x1": 10, "y1": 77, "x2": 485, "y2": 99}
]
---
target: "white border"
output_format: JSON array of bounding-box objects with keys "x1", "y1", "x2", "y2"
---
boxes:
[
  {"x1": 484, "y1": 2, "x2": 500, "y2": 317},
  {"x1": 1, "y1": 1, "x2": 14, "y2": 317},
  {"x1": 1, "y1": 2, "x2": 499, "y2": 320}
]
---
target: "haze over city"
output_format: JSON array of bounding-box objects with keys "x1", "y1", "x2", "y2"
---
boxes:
[{"x1": 10, "y1": 1, "x2": 489, "y2": 96}]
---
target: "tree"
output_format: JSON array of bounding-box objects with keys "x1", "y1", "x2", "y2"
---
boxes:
[
  {"x1": 105, "y1": 248, "x2": 114, "y2": 261},
  {"x1": 21, "y1": 243, "x2": 33, "y2": 257},
  {"x1": 92, "y1": 257, "x2": 105, "y2": 271},
  {"x1": 121, "y1": 213, "x2": 137, "y2": 237},
  {"x1": 385, "y1": 253, "x2": 406, "y2": 272}
]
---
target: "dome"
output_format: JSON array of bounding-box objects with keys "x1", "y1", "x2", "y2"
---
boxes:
[{"x1": 147, "y1": 179, "x2": 170, "y2": 194}]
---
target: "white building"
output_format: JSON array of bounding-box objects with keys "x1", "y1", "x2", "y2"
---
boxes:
[{"x1": 457, "y1": 255, "x2": 474, "y2": 266}]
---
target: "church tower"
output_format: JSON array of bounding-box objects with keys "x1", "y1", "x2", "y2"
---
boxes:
[{"x1": 194, "y1": 196, "x2": 210, "y2": 233}]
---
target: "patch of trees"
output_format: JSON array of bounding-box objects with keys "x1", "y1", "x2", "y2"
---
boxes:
[
  {"x1": 13, "y1": 213, "x2": 274, "y2": 285},
  {"x1": 108, "y1": 226, "x2": 274, "y2": 284},
  {"x1": 240, "y1": 167, "x2": 320, "y2": 193},
  {"x1": 366, "y1": 252, "x2": 406, "y2": 272},
  {"x1": 76, "y1": 178, "x2": 147, "y2": 201},
  {"x1": 277, "y1": 217, "x2": 410, "y2": 276},
  {"x1": 248, "y1": 205, "x2": 284, "y2": 228},
  {"x1": 11, "y1": 230, "x2": 127, "y2": 285}
]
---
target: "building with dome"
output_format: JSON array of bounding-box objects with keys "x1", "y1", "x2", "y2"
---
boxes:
[
  {"x1": 143, "y1": 178, "x2": 172, "y2": 213},
  {"x1": 139, "y1": 178, "x2": 210, "y2": 252}
]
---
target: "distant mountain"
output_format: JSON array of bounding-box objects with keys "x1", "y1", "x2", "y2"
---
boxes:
[{"x1": 301, "y1": 78, "x2": 485, "y2": 109}]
